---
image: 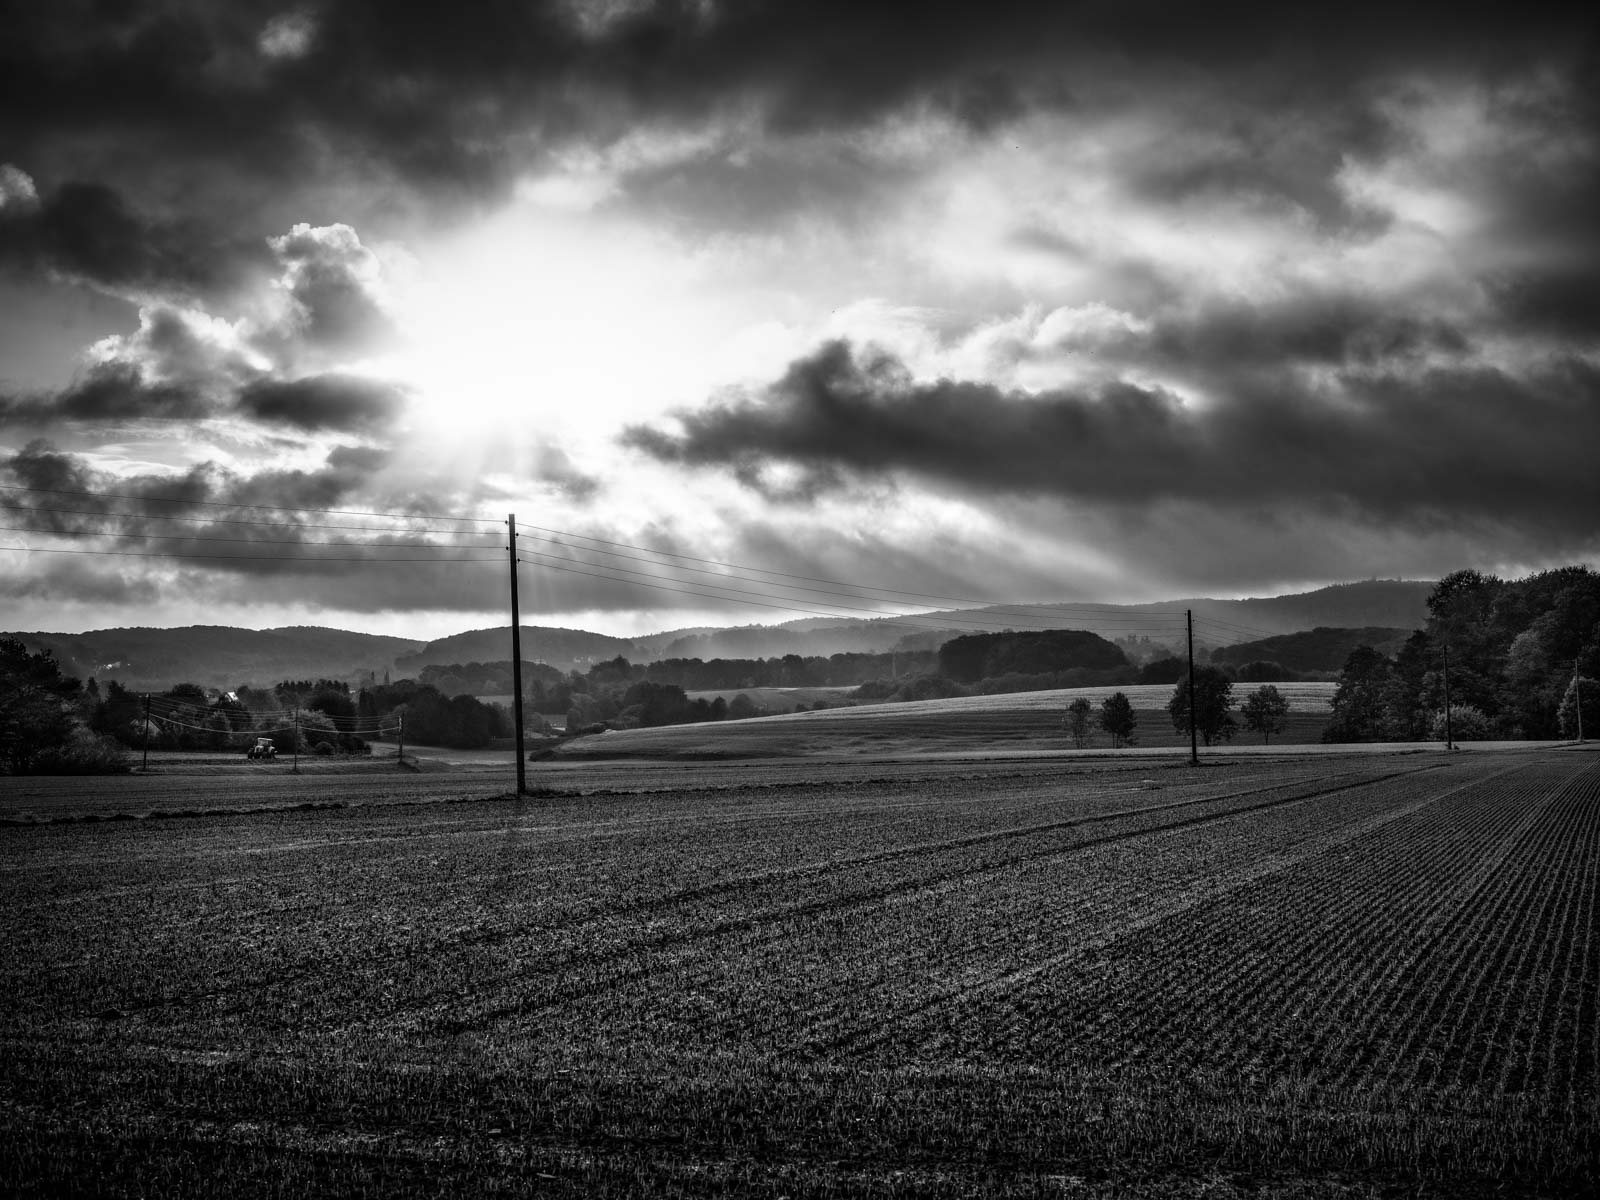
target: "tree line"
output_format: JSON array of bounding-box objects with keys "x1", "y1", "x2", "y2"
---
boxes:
[
  {"x1": 1062, "y1": 675, "x2": 1293, "y2": 750},
  {"x1": 1323, "y1": 567, "x2": 1598, "y2": 742}
]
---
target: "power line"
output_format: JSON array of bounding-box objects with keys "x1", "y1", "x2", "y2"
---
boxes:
[
  {"x1": 516, "y1": 529, "x2": 1187, "y2": 630},
  {"x1": 516, "y1": 519, "x2": 1189, "y2": 620},
  {"x1": 519, "y1": 550, "x2": 1193, "y2": 638}
]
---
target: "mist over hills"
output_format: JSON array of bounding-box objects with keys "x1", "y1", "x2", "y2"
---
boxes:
[
  {"x1": 6, "y1": 580, "x2": 1435, "y2": 691},
  {"x1": 662, "y1": 580, "x2": 1436, "y2": 661}
]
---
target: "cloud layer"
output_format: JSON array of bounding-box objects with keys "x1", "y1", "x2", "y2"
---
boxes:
[
  {"x1": 627, "y1": 338, "x2": 1599, "y2": 547},
  {"x1": 1, "y1": 3, "x2": 1596, "y2": 634}
]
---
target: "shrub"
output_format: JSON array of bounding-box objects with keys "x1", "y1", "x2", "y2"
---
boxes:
[
  {"x1": 313, "y1": 741, "x2": 336, "y2": 756},
  {"x1": 1427, "y1": 705, "x2": 1493, "y2": 742},
  {"x1": 1235, "y1": 660, "x2": 1300, "y2": 683},
  {"x1": 1138, "y1": 657, "x2": 1186, "y2": 684},
  {"x1": 850, "y1": 680, "x2": 898, "y2": 701},
  {"x1": 29, "y1": 730, "x2": 131, "y2": 775}
]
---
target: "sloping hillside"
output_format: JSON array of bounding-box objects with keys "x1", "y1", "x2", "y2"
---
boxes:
[
  {"x1": 1210, "y1": 626, "x2": 1415, "y2": 672},
  {"x1": 666, "y1": 580, "x2": 1436, "y2": 658},
  {"x1": 395, "y1": 625, "x2": 643, "y2": 674},
  {"x1": 6, "y1": 626, "x2": 423, "y2": 691}
]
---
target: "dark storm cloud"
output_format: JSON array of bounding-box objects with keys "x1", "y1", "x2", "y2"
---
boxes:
[
  {"x1": 3, "y1": 2, "x2": 1589, "y2": 211},
  {"x1": 236, "y1": 374, "x2": 407, "y2": 433},
  {"x1": 0, "y1": 364, "x2": 203, "y2": 425},
  {"x1": 0, "y1": 557, "x2": 163, "y2": 606},
  {"x1": 0, "y1": 440, "x2": 504, "y2": 601},
  {"x1": 0, "y1": 363, "x2": 404, "y2": 433},
  {"x1": 624, "y1": 339, "x2": 1600, "y2": 543},
  {"x1": 0, "y1": 440, "x2": 392, "y2": 527},
  {"x1": 1141, "y1": 296, "x2": 1470, "y2": 372},
  {"x1": 0, "y1": 177, "x2": 271, "y2": 299}
]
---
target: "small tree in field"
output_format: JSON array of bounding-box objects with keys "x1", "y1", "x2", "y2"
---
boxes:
[
  {"x1": 1098, "y1": 691, "x2": 1137, "y2": 748},
  {"x1": 1064, "y1": 696, "x2": 1093, "y2": 748},
  {"x1": 1168, "y1": 666, "x2": 1237, "y2": 745},
  {"x1": 1558, "y1": 676, "x2": 1597, "y2": 740},
  {"x1": 1240, "y1": 684, "x2": 1291, "y2": 743}
]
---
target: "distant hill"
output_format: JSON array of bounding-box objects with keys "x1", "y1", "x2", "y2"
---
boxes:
[
  {"x1": 1209, "y1": 626, "x2": 1415, "y2": 672},
  {"x1": 5, "y1": 626, "x2": 424, "y2": 692},
  {"x1": 656, "y1": 622, "x2": 952, "y2": 661},
  {"x1": 6, "y1": 581, "x2": 1437, "y2": 693},
  {"x1": 395, "y1": 625, "x2": 644, "y2": 675},
  {"x1": 681, "y1": 581, "x2": 1437, "y2": 658}
]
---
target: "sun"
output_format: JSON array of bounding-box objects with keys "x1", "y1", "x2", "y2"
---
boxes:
[{"x1": 382, "y1": 198, "x2": 733, "y2": 450}]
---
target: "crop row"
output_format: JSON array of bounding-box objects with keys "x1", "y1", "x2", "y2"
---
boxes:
[
  {"x1": 888, "y1": 756, "x2": 1598, "y2": 1116},
  {"x1": 3, "y1": 748, "x2": 1596, "y2": 1193},
  {"x1": 405, "y1": 765, "x2": 1443, "y2": 1067},
  {"x1": 387, "y1": 766, "x2": 1431, "y2": 1048},
  {"x1": 0, "y1": 759, "x2": 1370, "y2": 1050}
]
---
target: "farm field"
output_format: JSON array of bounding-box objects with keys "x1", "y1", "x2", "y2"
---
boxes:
[
  {"x1": 558, "y1": 682, "x2": 1339, "y2": 759},
  {"x1": 2, "y1": 745, "x2": 1595, "y2": 1197}
]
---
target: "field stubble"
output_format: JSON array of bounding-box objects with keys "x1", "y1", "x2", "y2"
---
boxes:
[{"x1": 1, "y1": 745, "x2": 1595, "y2": 1197}]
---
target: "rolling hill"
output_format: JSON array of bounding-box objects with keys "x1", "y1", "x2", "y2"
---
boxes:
[
  {"x1": 1209, "y1": 626, "x2": 1415, "y2": 672},
  {"x1": 5, "y1": 580, "x2": 1436, "y2": 692},
  {"x1": 5, "y1": 626, "x2": 424, "y2": 692}
]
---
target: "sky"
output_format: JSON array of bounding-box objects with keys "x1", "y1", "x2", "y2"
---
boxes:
[{"x1": 2, "y1": 1, "x2": 1597, "y2": 641}]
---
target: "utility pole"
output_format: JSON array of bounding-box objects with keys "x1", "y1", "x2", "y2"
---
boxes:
[
  {"x1": 508, "y1": 514, "x2": 527, "y2": 796},
  {"x1": 141, "y1": 693, "x2": 150, "y2": 772},
  {"x1": 1576, "y1": 666, "x2": 1585, "y2": 744},
  {"x1": 1186, "y1": 609, "x2": 1199, "y2": 767},
  {"x1": 292, "y1": 705, "x2": 300, "y2": 773},
  {"x1": 1442, "y1": 641, "x2": 1454, "y2": 750},
  {"x1": 397, "y1": 713, "x2": 405, "y2": 764}
]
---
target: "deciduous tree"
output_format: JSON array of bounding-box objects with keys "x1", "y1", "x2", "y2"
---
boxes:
[
  {"x1": 1168, "y1": 666, "x2": 1237, "y2": 745},
  {"x1": 0, "y1": 638, "x2": 82, "y2": 773},
  {"x1": 1324, "y1": 646, "x2": 1395, "y2": 742},
  {"x1": 1098, "y1": 691, "x2": 1137, "y2": 748},
  {"x1": 1240, "y1": 684, "x2": 1291, "y2": 743},
  {"x1": 1064, "y1": 696, "x2": 1093, "y2": 748}
]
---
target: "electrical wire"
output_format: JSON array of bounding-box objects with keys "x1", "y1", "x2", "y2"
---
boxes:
[
  {"x1": 148, "y1": 712, "x2": 400, "y2": 736},
  {"x1": 516, "y1": 520, "x2": 1196, "y2": 621},
  {"x1": 516, "y1": 529, "x2": 1189, "y2": 630},
  {"x1": 4, "y1": 481, "x2": 1293, "y2": 648},
  {"x1": 519, "y1": 550, "x2": 1192, "y2": 638},
  {"x1": 516, "y1": 543, "x2": 1194, "y2": 634}
]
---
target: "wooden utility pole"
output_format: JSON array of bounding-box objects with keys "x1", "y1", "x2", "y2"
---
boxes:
[
  {"x1": 1442, "y1": 642, "x2": 1454, "y2": 750},
  {"x1": 1186, "y1": 609, "x2": 1199, "y2": 767},
  {"x1": 141, "y1": 693, "x2": 150, "y2": 772},
  {"x1": 292, "y1": 706, "x2": 300, "y2": 773},
  {"x1": 1576, "y1": 667, "x2": 1585, "y2": 744},
  {"x1": 508, "y1": 514, "x2": 527, "y2": 796}
]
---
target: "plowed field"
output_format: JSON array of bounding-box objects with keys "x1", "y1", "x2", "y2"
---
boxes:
[{"x1": 2, "y1": 746, "x2": 1594, "y2": 1197}]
